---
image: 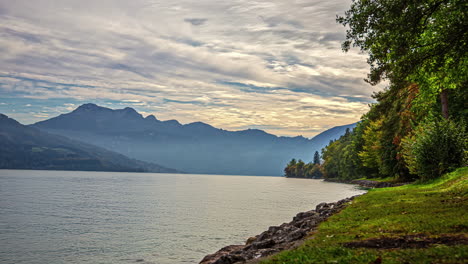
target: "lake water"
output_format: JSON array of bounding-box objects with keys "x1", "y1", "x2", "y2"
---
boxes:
[{"x1": 0, "y1": 170, "x2": 365, "y2": 264}]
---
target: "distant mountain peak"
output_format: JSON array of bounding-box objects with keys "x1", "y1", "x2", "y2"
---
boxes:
[
  {"x1": 72, "y1": 103, "x2": 142, "y2": 119},
  {"x1": 162, "y1": 119, "x2": 181, "y2": 126},
  {"x1": 186, "y1": 121, "x2": 212, "y2": 128},
  {"x1": 239, "y1": 128, "x2": 270, "y2": 136},
  {"x1": 75, "y1": 103, "x2": 102, "y2": 111},
  {"x1": 0, "y1": 113, "x2": 21, "y2": 126},
  {"x1": 119, "y1": 107, "x2": 141, "y2": 118},
  {"x1": 123, "y1": 107, "x2": 136, "y2": 112},
  {"x1": 145, "y1": 115, "x2": 158, "y2": 121}
]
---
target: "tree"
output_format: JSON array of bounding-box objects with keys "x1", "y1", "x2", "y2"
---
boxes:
[
  {"x1": 295, "y1": 159, "x2": 306, "y2": 177},
  {"x1": 401, "y1": 118, "x2": 467, "y2": 180},
  {"x1": 321, "y1": 126, "x2": 367, "y2": 180},
  {"x1": 313, "y1": 151, "x2": 320, "y2": 165},
  {"x1": 358, "y1": 118, "x2": 383, "y2": 173},
  {"x1": 284, "y1": 158, "x2": 297, "y2": 177},
  {"x1": 337, "y1": 0, "x2": 468, "y2": 118},
  {"x1": 307, "y1": 164, "x2": 324, "y2": 179},
  {"x1": 362, "y1": 82, "x2": 419, "y2": 180}
]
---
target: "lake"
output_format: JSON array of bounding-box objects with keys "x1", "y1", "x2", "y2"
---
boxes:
[{"x1": 0, "y1": 170, "x2": 365, "y2": 264}]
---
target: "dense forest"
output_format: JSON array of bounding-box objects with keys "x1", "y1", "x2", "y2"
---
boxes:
[{"x1": 286, "y1": 0, "x2": 467, "y2": 181}]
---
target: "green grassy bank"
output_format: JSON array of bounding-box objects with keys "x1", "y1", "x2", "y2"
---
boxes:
[{"x1": 262, "y1": 167, "x2": 468, "y2": 264}]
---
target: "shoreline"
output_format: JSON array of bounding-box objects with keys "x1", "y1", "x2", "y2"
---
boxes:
[
  {"x1": 199, "y1": 195, "x2": 361, "y2": 264},
  {"x1": 198, "y1": 178, "x2": 408, "y2": 263},
  {"x1": 323, "y1": 178, "x2": 409, "y2": 188},
  {"x1": 285, "y1": 177, "x2": 408, "y2": 188}
]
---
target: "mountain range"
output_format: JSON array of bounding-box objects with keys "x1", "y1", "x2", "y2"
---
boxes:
[
  {"x1": 0, "y1": 113, "x2": 178, "y2": 173},
  {"x1": 31, "y1": 103, "x2": 356, "y2": 176}
]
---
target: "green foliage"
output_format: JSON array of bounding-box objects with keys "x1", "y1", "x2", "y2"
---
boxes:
[
  {"x1": 284, "y1": 158, "x2": 324, "y2": 179},
  {"x1": 313, "y1": 151, "x2": 320, "y2": 165},
  {"x1": 321, "y1": 122, "x2": 371, "y2": 180},
  {"x1": 295, "y1": 159, "x2": 306, "y2": 177},
  {"x1": 284, "y1": 158, "x2": 297, "y2": 177},
  {"x1": 305, "y1": 0, "x2": 466, "y2": 182},
  {"x1": 306, "y1": 164, "x2": 324, "y2": 179},
  {"x1": 321, "y1": 81, "x2": 430, "y2": 181},
  {"x1": 262, "y1": 168, "x2": 468, "y2": 264},
  {"x1": 337, "y1": 0, "x2": 468, "y2": 88},
  {"x1": 402, "y1": 119, "x2": 467, "y2": 180},
  {"x1": 358, "y1": 118, "x2": 383, "y2": 173}
]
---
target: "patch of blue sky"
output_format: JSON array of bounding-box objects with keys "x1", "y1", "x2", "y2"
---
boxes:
[
  {"x1": 163, "y1": 98, "x2": 203, "y2": 105},
  {"x1": 341, "y1": 96, "x2": 376, "y2": 103},
  {"x1": 221, "y1": 81, "x2": 329, "y2": 98},
  {"x1": 220, "y1": 81, "x2": 281, "y2": 94},
  {"x1": 0, "y1": 97, "x2": 75, "y2": 124},
  {"x1": 0, "y1": 74, "x2": 96, "y2": 89},
  {"x1": 0, "y1": 97, "x2": 78, "y2": 113}
]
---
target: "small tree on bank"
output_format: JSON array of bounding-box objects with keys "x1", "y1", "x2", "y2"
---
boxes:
[{"x1": 313, "y1": 151, "x2": 320, "y2": 165}]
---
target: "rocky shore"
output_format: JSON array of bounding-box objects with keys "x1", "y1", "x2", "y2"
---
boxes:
[{"x1": 199, "y1": 196, "x2": 358, "y2": 264}]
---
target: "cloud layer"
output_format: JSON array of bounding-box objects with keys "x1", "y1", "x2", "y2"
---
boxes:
[{"x1": 0, "y1": 0, "x2": 383, "y2": 137}]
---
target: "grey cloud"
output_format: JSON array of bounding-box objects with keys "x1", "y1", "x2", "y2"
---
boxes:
[
  {"x1": 166, "y1": 37, "x2": 204, "y2": 47},
  {"x1": 1, "y1": 28, "x2": 43, "y2": 43},
  {"x1": 184, "y1": 18, "x2": 207, "y2": 26},
  {"x1": 108, "y1": 63, "x2": 154, "y2": 79},
  {"x1": 0, "y1": 4, "x2": 7, "y2": 16},
  {"x1": 259, "y1": 16, "x2": 303, "y2": 29},
  {"x1": 319, "y1": 32, "x2": 345, "y2": 42},
  {"x1": 0, "y1": 0, "x2": 378, "y2": 137}
]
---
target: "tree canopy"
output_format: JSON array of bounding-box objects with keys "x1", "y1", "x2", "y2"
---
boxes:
[
  {"x1": 337, "y1": 0, "x2": 467, "y2": 118},
  {"x1": 337, "y1": 0, "x2": 467, "y2": 85},
  {"x1": 285, "y1": 0, "x2": 467, "y2": 181}
]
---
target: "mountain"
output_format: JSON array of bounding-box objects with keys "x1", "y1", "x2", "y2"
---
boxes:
[
  {"x1": 33, "y1": 104, "x2": 356, "y2": 176},
  {"x1": 0, "y1": 114, "x2": 178, "y2": 173},
  {"x1": 311, "y1": 123, "x2": 357, "y2": 146}
]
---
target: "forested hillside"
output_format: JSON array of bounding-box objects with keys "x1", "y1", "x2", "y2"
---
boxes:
[{"x1": 0, "y1": 114, "x2": 178, "y2": 173}]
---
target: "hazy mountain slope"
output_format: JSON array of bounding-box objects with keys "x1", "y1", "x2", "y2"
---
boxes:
[
  {"x1": 33, "y1": 104, "x2": 355, "y2": 176},
  {"x1": 0, "y1": 114, "x2": 178, "y2": 173},
  {"x1": 310, "y1": 123, "x2": 357, "y2": 148}
]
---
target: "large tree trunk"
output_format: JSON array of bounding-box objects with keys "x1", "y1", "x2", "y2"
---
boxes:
[{"x1": 440, "y1": 88, "x2": 449, "y2": 119}]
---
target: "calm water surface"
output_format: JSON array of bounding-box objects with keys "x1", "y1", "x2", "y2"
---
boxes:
[{"x1": 0, "y1": 170, "x2": 365, "y2": 264}]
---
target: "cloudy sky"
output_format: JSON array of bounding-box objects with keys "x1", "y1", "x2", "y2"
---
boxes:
[{"x1": 0, "y1": 0, "x2": 384, "y2": 137}]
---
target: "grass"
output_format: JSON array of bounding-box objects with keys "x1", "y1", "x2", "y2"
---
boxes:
[
  {"x1": 261, "y1": 167, "x2": 468, "y2": 264},
  {"x1": 354, "y1": 176, "x2": 396, "y2": 182}
]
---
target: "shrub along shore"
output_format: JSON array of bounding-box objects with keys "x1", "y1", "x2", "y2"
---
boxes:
[{"x1": 200, "y1": 167, "x2": 467, "y2": 264}]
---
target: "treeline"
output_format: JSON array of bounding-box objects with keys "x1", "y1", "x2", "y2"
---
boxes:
[
  {"x1": 286, "y1": 83, "x2": 466, "y2": 182},
  {"x1": 284, "y1": 151, "x2": 323, "y2": 178},
  {"x1": 285, "y1": 0, "x2": 467, "y2": 182},
  {"x1": 321, "y1": 85, "x2": 466, "y2": 182}
]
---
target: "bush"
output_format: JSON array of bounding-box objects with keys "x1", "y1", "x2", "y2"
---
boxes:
[
  {"x1": 305, "y1": 164, "x2": 324, "y2": 179},
  {"x1": 402, "y1": 119, "x2": 467, "y2": 181}
]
